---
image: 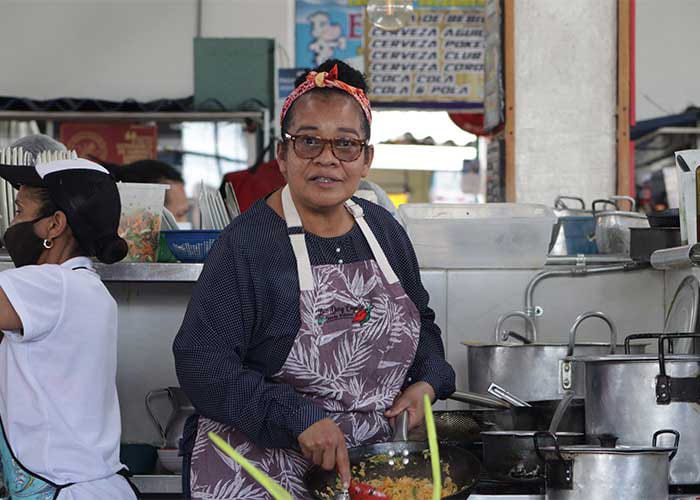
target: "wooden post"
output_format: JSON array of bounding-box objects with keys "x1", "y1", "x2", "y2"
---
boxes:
[
  {"x1": 504, "y1": 0, "x2": 516, "y2": 202},
  {"x1": 617, "y1": 0, "x2": 632, "y2": 196}
]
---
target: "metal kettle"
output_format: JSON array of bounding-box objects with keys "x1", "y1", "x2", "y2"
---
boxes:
[{"x1": 145, "y1": 387, "x2": 195, "y2": 449}]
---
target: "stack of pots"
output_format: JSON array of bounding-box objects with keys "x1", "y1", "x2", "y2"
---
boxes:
[
  {"x1": 572, "y1": 333, "x2": 700, "y2": 487},
  {"x1": 463, "y1": 311, "x2": 647, "y2": 485}
]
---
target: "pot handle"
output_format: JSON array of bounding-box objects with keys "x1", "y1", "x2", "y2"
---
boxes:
[
  {"x1": 494, "y1": 311, "x2": 537, "y2": 343},
  {"x1": 392, "y1": 410, "x2": 410, "y2": 442},
  {"x1": 567, "y1": 311, "x2": 617, "y2": 357},
  {"x1": 591, "y1": 199, "x2": 618, "y2": 215},
  {"x1": 554, "y1": 196, "x2": 585, "y2": 210},
  {"x1": 534, "y1": 431, "x2": 565, "y2": 463},
  {"x1": 652, "y1": 429, "x2": 681, "y2": 461},
  {"x1": 609, "y1": 195, "x2": 636, "y2": 212},
  {"x1": 624, "y1": 333, "x2": 664, "y2": 354},
  {"x1": 145, "y1": 388, "x2": 170, "y2": 445},
  {"x1": 656, "y1": 334, "x2": 700, "y2": 405}
]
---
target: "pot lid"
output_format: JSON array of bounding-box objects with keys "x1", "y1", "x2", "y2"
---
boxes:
[
  {"x1": 463, "y1": 341, "x2": 639, "y2": 348},
  {"x1": 540, "y1": 444, "x2": 675, "y2": 455},
  {"x1": 571, "y1": 353, "x2": 700, "y2": 363},
  {"x1": 663, "y1": 276, "x2": 700, "y2": 354}
]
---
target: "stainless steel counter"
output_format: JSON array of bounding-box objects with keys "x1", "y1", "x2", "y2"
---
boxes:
[
  {"x1": 0, "y1": 260, "x2": 204, "y2": 282},
  {"x1": 131, "y1": 474, "x2": 182, "y2": 496}
]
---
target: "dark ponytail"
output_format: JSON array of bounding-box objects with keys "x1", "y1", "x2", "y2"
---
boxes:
[{"x1": 94, "y1": 234, "x2": 128, "y2": 264}]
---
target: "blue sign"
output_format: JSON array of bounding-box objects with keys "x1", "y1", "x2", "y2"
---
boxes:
[{"x1": 295, "y1": 0, "x2": 365, "y2": 71}]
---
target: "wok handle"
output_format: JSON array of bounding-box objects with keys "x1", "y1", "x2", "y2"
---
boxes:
[
  {"x1": 448, "y1": 390, "x2": 511, "y2": 409},
  {"x1": 392, "y1": 411, "x2": 409, "y2": 442},
  {"x1": 534, "y1": 431, "x2": 565, "y2": 463},
  {"x1": 567, "y1": 311, "x2": 617, "y2": 357},
  {"x1": 652, "y1": 429, "x2": 681, "y2": 461}
]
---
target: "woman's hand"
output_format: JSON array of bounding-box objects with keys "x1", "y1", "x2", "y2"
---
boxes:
[
  {"x1": 384, "y1": 381, "x2": 436, "y2": 430},
  {"x1": 298, "y1": 418, "x2": 351, "y2": 488}
]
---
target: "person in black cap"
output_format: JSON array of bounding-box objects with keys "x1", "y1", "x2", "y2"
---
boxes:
[{"x1": 0, "y1": 154, "x2": 136, "y2": 499}]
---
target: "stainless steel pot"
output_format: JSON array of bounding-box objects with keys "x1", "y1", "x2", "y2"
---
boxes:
[
  {"x1": 593, "y1": 196, "x2": 649, "y2": 255},
  {"x1": 578, "y1": 333, "x2": 700, "y2": 485},
  {"x1": 465, "y1": 311, "x2": 646, "y2": 402},
  {"x1": 534, "y1": 430, "x2": 679, "y2": 500}
]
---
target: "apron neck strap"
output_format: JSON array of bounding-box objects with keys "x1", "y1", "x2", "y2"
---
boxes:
[{"x1": 281, "y1": 186, "x2": 399, "y2": 291}]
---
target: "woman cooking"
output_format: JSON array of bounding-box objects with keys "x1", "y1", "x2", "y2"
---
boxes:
[
  {"x1": 0, "y1": 154, "x2": 136, "y2": 499},
  {"x1": 173, "y1": 59, "x2": 456, "y2": 499}
]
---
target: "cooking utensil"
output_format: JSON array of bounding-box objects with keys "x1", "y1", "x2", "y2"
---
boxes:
[
  {"x1": 305, "y1": 412, "x2": 482, "y2": 500},
  {"x1": 465, "y1": 310, "x2": 644, "y2": 402},
  {"x1": 577, "y1": 333, "x2": 700, "y2": 484},
  {"x1": 424, "y1": 394, "x2": 441, "y2": 500},
  {"x1": 447, "y1": 390, "x2": 511, "y2": 409},
  {"x1": 592, "y1": 198, "x2": 649, "y2": 255},
  {"x1": 535, "y1": 430, "x2": 679, "y2": 500},
  {"x1": 209, "y1": 432, "x2": 292, "y2": 500},
  {"x1": 487, "y1": 383, "x2": 531, "y2": 408}
]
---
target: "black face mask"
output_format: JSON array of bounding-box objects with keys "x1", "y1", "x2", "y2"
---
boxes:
[{"x1": 3, "y1": 216, "x2": 48, "y2": 267}]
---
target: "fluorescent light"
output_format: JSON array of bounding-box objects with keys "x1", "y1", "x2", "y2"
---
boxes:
[{"x1": 372, "y1": 143, "x2": 477, "y2": 171}]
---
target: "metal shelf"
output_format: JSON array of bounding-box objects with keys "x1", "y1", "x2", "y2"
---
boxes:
[
  {"x1": 0, "y1": 110, "x2": 264, "y2": 122},
  {"x1": 0, "y1": 260, "x2": 203, "y2": 282}
]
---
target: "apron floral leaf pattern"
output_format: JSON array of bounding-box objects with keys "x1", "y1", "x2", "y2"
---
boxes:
[{"x1": 191, "y1": 258, "x2": 420, "y2": 499}]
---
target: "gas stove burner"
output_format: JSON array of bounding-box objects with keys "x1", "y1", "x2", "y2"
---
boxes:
[{"x1": 473, "y1": 471, "x2": 545, "y2": 496}]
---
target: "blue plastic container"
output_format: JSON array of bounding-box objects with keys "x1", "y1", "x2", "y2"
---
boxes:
[
  {"x1": 561, "y1": 216, "x2": 598, "y2": 254},
  {"x1": 161, "y1": 230, "x2": 222, "y2": 263}
]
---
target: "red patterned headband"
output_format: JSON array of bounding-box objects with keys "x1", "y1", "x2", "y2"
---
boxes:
[{"x1": 280, "y1": 64, "x2": 372, "y2": 127}]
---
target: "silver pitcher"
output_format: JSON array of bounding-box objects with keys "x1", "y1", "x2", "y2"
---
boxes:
[{"x1": 145, "y1": 387, "x2": 195, "y2": 449}]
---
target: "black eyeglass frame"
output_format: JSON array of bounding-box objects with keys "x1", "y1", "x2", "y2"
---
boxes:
[{"x1": 282, "y1": 132, "x2": 369, "y2": 162}]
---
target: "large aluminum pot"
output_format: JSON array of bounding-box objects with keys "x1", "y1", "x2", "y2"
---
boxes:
[
  {"x1": 579, "y1": 333, "x2": 700, "y2": 485},
  {"x1": 465, "y1": 311, "x2": 646, "y2": 402},
  {"x1": 593, "y1": 196, "x2": 649, "y2": 255},
  {"x1": 535, "y1": 430, "x2": 678, "y2": 500}
]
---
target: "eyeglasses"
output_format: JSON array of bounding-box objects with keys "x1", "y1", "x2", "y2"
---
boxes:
[{"x1": 283, "y1": 132, "x2": 368, "y2": 162}]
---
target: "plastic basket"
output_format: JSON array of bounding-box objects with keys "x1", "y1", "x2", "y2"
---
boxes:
[{"x1": 161, "y1": 230, "x2": 221, "y2": 263}]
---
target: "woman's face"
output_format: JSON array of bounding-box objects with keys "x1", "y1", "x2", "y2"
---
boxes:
[
  {"x1": 12, "y1": 186, "x2": 46, "y2": 226},
  {"x1": 278, "y1": 92, "x2": 373, "y2": 212}
]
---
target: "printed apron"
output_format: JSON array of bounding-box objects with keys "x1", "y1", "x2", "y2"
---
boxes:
[{"x1": 190, "y1": 187, "x2": 421, "y2": 499}]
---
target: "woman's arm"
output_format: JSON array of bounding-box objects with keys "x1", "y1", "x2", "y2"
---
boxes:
[
  {"x1": 0, "y1": 288, "x2": 22, "y2": 332},
  {"x1": 173, "y1": 232, "x2": 328, "y2": 449}
]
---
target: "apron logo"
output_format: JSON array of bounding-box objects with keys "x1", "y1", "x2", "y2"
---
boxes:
[{"x1": 315, "y1": 304, "x2": 372, "y2": 326}]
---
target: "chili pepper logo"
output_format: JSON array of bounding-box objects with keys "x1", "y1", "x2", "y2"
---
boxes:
[{"x1": 352, "y1": 305, "x2": 372, "y2": 325}]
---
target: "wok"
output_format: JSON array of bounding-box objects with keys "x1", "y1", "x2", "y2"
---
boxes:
[
  {"x1": 408, "y1": 401, "x2": 584, "y2": 446},
  {"x1": 304, "y1": 440, "x2": 481, "y2": 499}
]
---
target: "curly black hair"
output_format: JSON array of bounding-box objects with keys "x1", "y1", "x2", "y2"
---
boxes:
[{"x1": 282, "y1": 59, "x2": 371, "y2": 140}]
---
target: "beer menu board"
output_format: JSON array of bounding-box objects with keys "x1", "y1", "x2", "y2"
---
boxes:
[{"x1": 365, "y1": 5, "x2": 485, "y2": 109}]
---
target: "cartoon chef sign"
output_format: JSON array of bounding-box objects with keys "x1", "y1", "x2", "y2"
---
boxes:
[{"x1": 308, "y1": 11, "x2": 347, "y2": 65}]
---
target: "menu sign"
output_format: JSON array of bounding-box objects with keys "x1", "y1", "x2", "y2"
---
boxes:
[
  {"x1": 365, "y1": 4, "x2": 485, "y2": 109},
  {"x1": 60, "y1": 123, "x2": 157, "y2": 164}
]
